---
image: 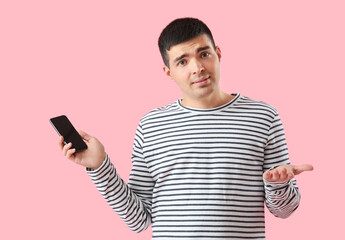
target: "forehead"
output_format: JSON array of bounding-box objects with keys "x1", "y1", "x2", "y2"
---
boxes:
[{"x1": 167, "y1": 34, "x2": 214, "y2": 59}]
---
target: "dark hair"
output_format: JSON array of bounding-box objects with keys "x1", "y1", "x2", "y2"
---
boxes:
[{"x1": 158, "y1": 17, "x2": 216, "y2": 68}]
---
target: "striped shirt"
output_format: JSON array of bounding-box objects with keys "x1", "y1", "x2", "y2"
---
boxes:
[{"x1": 87, "y1": 93, "x2": 300, "y2": 239}]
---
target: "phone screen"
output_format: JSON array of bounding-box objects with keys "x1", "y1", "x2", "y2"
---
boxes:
[{"x1": 50, "y1": 115, "x2": 87, "y2": 152}]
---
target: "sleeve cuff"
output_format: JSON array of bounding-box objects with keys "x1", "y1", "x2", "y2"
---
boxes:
[{"x1": 263, "y1": 179, "x2": 290, "y2": 187}]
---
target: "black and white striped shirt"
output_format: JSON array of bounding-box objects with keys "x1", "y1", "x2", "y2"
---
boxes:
[{"x1": 88, "y1": 93, "x2": 300, "y2": 239}]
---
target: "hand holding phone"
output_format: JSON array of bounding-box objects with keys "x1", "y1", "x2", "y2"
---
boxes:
[
  {"x1": 50, "y1": 115, "x2": 106, "y2": 169},
  {"x1": 50, "y1": 115, "x2": 87, "y2": 152}
]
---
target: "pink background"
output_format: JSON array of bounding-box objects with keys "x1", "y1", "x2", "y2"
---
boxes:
[{"x1": 1, "y1": 0, "x2": 344, "y2": 239}]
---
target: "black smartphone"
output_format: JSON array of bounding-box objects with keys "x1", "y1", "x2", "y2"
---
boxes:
[{"x1": 50, "y1": 115, "x2": 87, "y2": 152}]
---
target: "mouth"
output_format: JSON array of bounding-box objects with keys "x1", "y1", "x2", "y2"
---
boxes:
[{"x1": 192, "y1": 76, "x2": 210, "y2": 85}]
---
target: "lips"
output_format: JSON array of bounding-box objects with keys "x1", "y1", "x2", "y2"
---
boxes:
[{"x1": 192, "y1": 76, "x2": 210, "y2": 84}]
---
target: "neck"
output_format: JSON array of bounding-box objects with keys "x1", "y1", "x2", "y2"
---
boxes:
[{"x1": 181, "y1": 91, "x2": 234, "y2": 109}]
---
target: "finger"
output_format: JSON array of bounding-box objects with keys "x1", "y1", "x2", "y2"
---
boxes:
[
  {"x1": 62, "y1": 142, "x2": 72, "y2": 156},
  {"x1": 280, "y1": 168, "x2": 288, "y2": 181},
  {"x1": 263, "y1": 171, "x2": 273, "y2": 181},
  {"x1": 66, "y1": 148, "x2": 76, "y2": 159},
  {"x1": 286, "y1": 166, "x2": 295, "y2": 180},
  {"x1": 273, "y1": 170, "x2": 280, "y2": 181},
  {"x1": 58, "y1": 136, "x2": 65, "y2": 150},
  {"x1": 287, "y1": 172, "x2": 294, "y2": 180},
  {"x1": 78, "y1": 130, "x2": 91, "y2": 141},
  {"x1": 294, "y1": 164, "x2": 314, "y2": 175}
]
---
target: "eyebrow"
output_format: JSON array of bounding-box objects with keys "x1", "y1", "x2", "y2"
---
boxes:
[{"x1": 173, "y1": 46, "x2": 211, "y2": 63}]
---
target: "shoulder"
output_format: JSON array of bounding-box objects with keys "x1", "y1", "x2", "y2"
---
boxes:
[
  {"x1": 139, "y1": 100, "x2": 183, "y2": 125},
  {"x1": 236, "y1": 95, "x2": 279, "y2": 116},
  {"x1": 232, "y1": 95, "x2": 281, "y2": 124}
]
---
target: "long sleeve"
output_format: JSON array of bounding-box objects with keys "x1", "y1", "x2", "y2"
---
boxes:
[
  {"x1": 87, "y1": 123, "x2": 154, "y2": 232},
  {"x1": 263, "y1": 113, "x2": 301, "y2": 219}
]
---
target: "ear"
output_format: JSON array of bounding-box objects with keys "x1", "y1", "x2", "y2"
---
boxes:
[
  {"x1": 163, "y1": 65, "x2": 174, "y2": 80},
  {"x1": 216, "y1": 46, "x2": 222, "y2": 62}
]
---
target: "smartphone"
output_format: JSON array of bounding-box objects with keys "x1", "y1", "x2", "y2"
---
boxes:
[{"x1": 50, "y1": 115, "x2": 87, "y2": 152}]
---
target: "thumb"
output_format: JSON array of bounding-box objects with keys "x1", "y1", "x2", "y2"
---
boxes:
[
  {"x1": 293, "y1": 164, "x2": 314, "y2": 175},
  {"x1": 78, "y1": 130, "x2": 91, "y2": 141}
]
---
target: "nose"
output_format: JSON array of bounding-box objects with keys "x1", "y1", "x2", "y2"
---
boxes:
[{"x1": 191, "y1": 58, "x2": 204, "y2": 74}]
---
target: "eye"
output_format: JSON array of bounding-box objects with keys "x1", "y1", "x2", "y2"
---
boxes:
[
  {"x1": 177, "y1": 60, "x2": 186, "y2": 66},
  {"x1": 201, "y1": 52, "x2": 210, "y2": 58}
]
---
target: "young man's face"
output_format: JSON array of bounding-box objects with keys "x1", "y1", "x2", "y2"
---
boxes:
[{"x1": 163, "y1": 34, "x2": 222, "y2": 105}]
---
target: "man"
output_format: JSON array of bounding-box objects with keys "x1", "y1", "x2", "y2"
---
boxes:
[{"x1": 59, "y1": 18, "x2": 313, "y2": 239}]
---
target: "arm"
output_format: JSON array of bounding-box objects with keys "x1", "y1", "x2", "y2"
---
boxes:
[
  {"x1": 263, "y1": 164, "x2": 313, "y2": 219},
  {"x1": 59, "y1": 127, "x2": 154, "y2": 232},
  {"x1": 263, "y1": 113, "x2": 313, "y2": 219},
  {"x1": 87, "y1": 154, "x2": 153, "y2": 232},
  {"x1": 263, "y1": 175, "x2": 300, "y2": 219}
]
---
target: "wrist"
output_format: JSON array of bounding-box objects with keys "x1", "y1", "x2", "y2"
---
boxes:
[{"x1": 87, "y1": 152, "x2": 107, "y2": 171}]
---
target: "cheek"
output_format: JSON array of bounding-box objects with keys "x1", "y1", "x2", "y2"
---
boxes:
[
  {"x1": 201, "y1": 59, "x2": 214, "y2": 70},
  {"x1": 208, "y1": 61, "x2": 220, "y2": 75},
  {"x1": 172, "y1": 69, "x2": 189, "y2": 82}
]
